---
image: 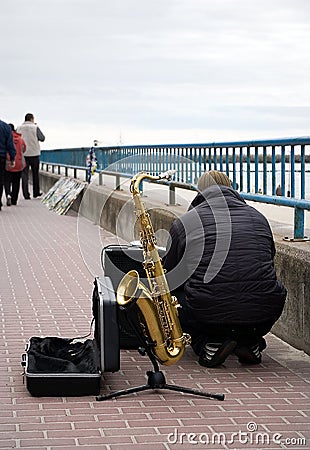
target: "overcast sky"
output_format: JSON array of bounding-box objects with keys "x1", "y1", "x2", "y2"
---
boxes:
[{"x1": 1, "y1": 0, "x2": 309, "y2": 149}]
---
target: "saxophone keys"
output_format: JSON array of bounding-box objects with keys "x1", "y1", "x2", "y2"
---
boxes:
[{"x1": 171, "y1": 296, "x2": 180, "y2": 307}]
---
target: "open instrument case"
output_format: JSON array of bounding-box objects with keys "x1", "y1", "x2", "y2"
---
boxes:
[{"x1": 21, "y1": 276, "x2": 120, "y2": 397}]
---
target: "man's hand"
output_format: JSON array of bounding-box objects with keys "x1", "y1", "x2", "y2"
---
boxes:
[{"x1": 10, "y1": 160, "x2": 15, "y2": 168}]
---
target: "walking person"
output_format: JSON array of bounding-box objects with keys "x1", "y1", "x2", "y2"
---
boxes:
[
  {"x1": 17, "y1": 113, "x2": 45, "y2": 199},
  {"x1": 4, "y1": 124, "x2": 26, "y2": 206},
  {"x1": 0, "y1": 119, "x2": 16, "y2": 211}
]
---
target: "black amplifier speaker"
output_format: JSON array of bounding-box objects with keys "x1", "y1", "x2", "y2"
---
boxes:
[
  {"x1": 101, "y1": 244, "x2": 166, "y2": 349},
  {"x1": 102, "y1": 244, "x2": 166, "y2": 288}
]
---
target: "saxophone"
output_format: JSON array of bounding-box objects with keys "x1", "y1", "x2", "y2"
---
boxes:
[{"x1": 116, "y1": 171, "x2": 191, "y2": 366}]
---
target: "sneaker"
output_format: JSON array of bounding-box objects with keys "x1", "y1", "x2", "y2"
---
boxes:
[
  {"x1": 234, "y1": 341, "x2": 266, "y2": 365},
  {"x1": 199, "y1": 340, "x2": 237, "y2": 368},
  {"x1": 7, "y1": 195, "x2": 11, "y2": 206}
]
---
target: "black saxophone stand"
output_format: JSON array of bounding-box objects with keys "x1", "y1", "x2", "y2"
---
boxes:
[{"x1": 96, "y1": 304, "x2": 225, "y2": 402}]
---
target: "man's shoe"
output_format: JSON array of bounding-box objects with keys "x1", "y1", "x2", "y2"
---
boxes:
[
  {"x1": 7, "y1": 195, "x2": 11, "y2": 206},
  {"x1": 234, "y1": 342, "x2": 265, "y2": 365},
  {"x1": 34, "y1": 192, "x2": 43, "y2": 198},
  {"x1": 199, "y1": 340, "x2": 237, "y2": 368}
]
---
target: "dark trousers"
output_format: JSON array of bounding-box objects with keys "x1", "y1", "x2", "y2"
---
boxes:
[
  {"x1": 186, "y1": 322, "x2": 273, "y2": 356},
  {"x1": 175, "y1": 289, "x2": 274, "y2": 356},
  {"x1": 4, "y1": 170, "x2": 22, "y2": 205},
  {"x1": 0, "y1": 157, "x2": 5, "y2": 208},
  {"x1": 22, "y1": 155, "x2": 40, "y2": 198}
]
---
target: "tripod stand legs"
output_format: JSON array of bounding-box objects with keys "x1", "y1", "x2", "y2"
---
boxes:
[
  {"x1": 96, "y1": 305, "x2": 225, "y2": 402},
  {"x1": 96, "y1": 369, "x2": 224, "y2": 401}
]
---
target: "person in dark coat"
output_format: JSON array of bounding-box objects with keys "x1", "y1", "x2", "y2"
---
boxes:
[
  {"x1": 164, "y1": 170, "x2": 286, "y2": 368},
  {"x1": 0, "y1": 119, "x2": 16, "y2": 210}
]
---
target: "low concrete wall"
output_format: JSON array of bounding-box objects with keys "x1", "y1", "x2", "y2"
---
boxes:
[
  {"x1": 40, "y1": 171, "x2": 60, "y2": 193},
  {"x1": 39, "y1": 171, "x2": 310, "y2": 355},
  {"x1": 272, "y1": 243, "x2": 310, "y2": 354}
]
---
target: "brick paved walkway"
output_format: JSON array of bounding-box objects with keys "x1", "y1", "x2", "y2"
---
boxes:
[{"x1": 0, "y1": 198, "x2": 309, "y2": 449}]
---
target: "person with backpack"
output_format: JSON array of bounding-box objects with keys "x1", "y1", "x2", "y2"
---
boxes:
[{"x1": 4, "y1": 124, "x2": 26, "y2": 206}]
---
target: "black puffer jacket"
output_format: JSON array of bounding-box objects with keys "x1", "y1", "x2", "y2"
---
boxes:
[{"x1": 164, "y1": 185, "x2": 286, "y2": 325}]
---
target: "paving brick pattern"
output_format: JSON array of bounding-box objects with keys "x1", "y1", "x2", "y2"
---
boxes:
[{"x1": 0, "y1": 198, "x2": 309, "y2": 449}]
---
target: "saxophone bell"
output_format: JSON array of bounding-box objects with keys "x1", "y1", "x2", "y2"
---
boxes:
[{"x1": 117, "y1": 270, "x2": 152, "y2": 307}]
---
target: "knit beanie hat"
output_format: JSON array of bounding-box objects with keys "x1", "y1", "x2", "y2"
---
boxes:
[{"x1": 197, "y1": 170, "x2": 232, "y2": 192}]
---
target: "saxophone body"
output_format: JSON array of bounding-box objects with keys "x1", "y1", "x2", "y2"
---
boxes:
[{"x1": 116, "y1": 171, "x2": 191, "y2": 366}]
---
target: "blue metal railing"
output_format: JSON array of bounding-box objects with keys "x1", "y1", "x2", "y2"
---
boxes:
[{"x1": 41, "y1": 137, "x2": 310, "y2": 240}]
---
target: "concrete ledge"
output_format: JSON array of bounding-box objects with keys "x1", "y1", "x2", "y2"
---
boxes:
[
  {"x1": 40, "y1": 171, "x2": 60, "y2": 192},
  {"x1": 39, "y1": 171, "x2": 310, "y2": 355},
  {"x1": 272, "y1": 242, "x2": 310, "y2": 354}
]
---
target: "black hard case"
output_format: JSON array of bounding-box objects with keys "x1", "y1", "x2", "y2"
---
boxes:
[{"x1": 22, "y1": 276, "x2": 120, "y2": 397}]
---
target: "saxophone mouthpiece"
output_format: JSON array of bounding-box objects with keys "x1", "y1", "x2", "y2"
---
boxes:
[{"x1": 158, "y1": 170, "x2": 176, "y2": 181}]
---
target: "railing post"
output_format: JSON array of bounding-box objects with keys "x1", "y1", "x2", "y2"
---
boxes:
[
  {"x1": 99, "y1": 172, "x2": 103, "y2": 186},
  {"x1": 272, "y1": 146, "x2": 276, "y2": 195},
  {"x1": 263, "y1": 146, "x2": 267, "y2": 194},
  {"x1": 281, "y1": 145, "x2": 285, "y2": 196},
  {"x1": 254, "y1": 147, "x2": 258, "y2": 192},
  {"x1": 225, "y1": 147, "x2": 229, "y2": 178},
  {"x1": 290, "y1": 145, "x2": 295, "y2": 198},
  {"x1": 294, "y1": 206, "x2": 305, "y2": 240},
  {"x1": 239, "y1": 147, "x2": 243, "y2": 192},
  {"x1": 246, "y1": 146, "x2": 251, "y2": 192},
  {"x1": 169, "y1": 184, "x2": 176, "y2": 206},
  {"x1": 232, "y1": 148, "x2": 236, "y2": 189},
  {"x1": 301, "y1": 144, "x2": 305, "y2": 199},
  {"x1": 219, "y1": 147, "x2": 223, "y2": 172},
  {"x1": 115, "y1": 174, "x2": 121, "y2": 190}
]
